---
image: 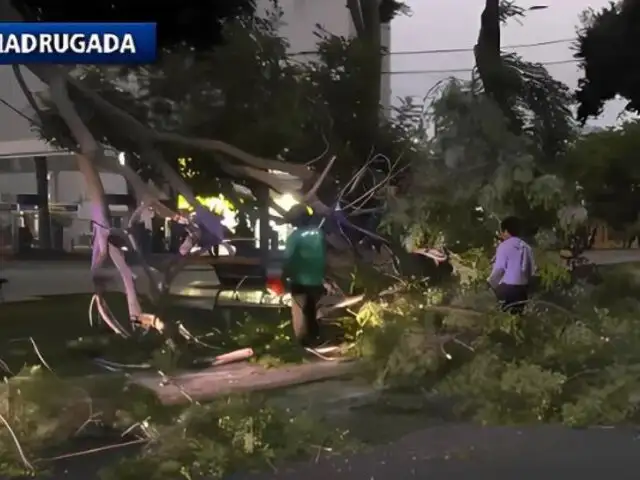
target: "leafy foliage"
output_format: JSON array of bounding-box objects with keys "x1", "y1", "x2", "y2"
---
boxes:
[
  {"x1": 352, "y1": 9, "x2": 640, "y2": 425},
  {"x1": 355, "y1": 266, "x2": 640, "y2": 426},
  {"x1": 0, "y1": 366, "x2": 353, "y2": 478},
  {"x1": 386, "y1": 74, "x2": 580, "y2": 252},
  {"x1": 0, "y1": 367, "x2": 161, "y2": 475},
  {"x1": 100, "y1": 396, "x2": 353, "y2": 480},
  {"x1": 384, "y1": 0, "x2": 584, "y2": 252}
]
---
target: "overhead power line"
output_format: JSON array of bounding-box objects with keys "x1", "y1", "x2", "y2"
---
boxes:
[
  {"x1": 386, "y1": 38, "x2": 573, "y2": 56},
  {"x1": 289, "y1": 37, "x2": 573, "y2": 57},
  {"x1": 383, "y1": 58, "x2": 578, "y2": 75}
]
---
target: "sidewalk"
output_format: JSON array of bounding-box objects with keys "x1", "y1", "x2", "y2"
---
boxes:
[{"x1": 0, "y1": 250, "x2": 91, "y2": 263}]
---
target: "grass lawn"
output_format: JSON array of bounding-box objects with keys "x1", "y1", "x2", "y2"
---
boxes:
[{"x1": 0, "y1": 293, "x2": 307, "y2": 377}]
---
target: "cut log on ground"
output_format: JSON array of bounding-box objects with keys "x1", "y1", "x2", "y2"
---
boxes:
[
  {"x1": 210, "y1": 347, "x2": 254, "y2": 366},
  {"x1": 130, "y1": 358, "x2": 360, "y2": 405}
]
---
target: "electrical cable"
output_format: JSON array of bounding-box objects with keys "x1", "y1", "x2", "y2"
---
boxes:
[
  {"x1": 383, "y1": 58, "x2": 578, "y2": 75},
  {"x1": 289, "y1": 37, "x2": 574, "y2": 57}
]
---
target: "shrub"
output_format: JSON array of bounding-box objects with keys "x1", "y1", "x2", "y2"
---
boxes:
[{"x1": 355, "y1": 267, "x2": 640, "y2": 426}]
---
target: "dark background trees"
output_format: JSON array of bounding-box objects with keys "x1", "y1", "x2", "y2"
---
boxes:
[
  {"x1": 575, "y1": 0, "x2": 640, "y2": 122},
  {"x1": 11, "y1": 0, "x2": 257, "y2": 48},
  {"x1": 563, "y1": 120, "x2": 640, "y2": 236}
]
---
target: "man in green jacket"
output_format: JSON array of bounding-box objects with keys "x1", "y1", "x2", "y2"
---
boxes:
[{"x1": 282, "y1": 206, "x2": 326, "y2": 346}]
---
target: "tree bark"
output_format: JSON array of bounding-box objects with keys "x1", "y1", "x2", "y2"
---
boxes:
[
  {"x1": 474, "y1": 0, "x2": 503, "y2": 103},
  {"x1": 257, "y1": 185, "x2": 271, "y2": 261},
  {"x1": 474, "y1": 0, "x2": 520, "y2": 131},
  {"x1": 347, "y1": 0, "x2": 383, "y2": 149},
  {"x1": 33, "y1": 155, "x2": 51, "y2": 249},
  {"x1": 49, "y1": 74, "x2": 142, "y2": 325},
  {"x1": 361, "y1": 0, "x2": 382, "y2": 119}
]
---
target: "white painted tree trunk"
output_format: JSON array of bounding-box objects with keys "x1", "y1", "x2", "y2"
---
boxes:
[{"x1": 49, "y1": 75, "x2": 143, "y2": 329}]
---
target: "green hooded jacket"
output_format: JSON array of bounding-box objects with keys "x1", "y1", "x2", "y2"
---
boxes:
[{"x1": 283, "y1": 227, "x2": 325, "y2": 286}]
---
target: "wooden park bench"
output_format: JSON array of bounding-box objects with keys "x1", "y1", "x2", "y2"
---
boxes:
[{"x1": 176, "y1": 239, "x2": 289, "y2": 309}]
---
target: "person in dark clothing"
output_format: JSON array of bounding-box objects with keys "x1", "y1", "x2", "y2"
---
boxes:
[{"x1": 488, "y1": 216, "x2": 536, "y2": 314}]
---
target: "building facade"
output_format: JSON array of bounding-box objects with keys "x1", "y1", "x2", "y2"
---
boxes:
[
  {"x1": 0, "y1": 153, "x2": 128, "y2": 251},
  {"x1": 257, "y1": 0, "x2": 392, "y2": 114},
  {"x1": 0, "y1": 66, "x2": 127, "y2": 252}
]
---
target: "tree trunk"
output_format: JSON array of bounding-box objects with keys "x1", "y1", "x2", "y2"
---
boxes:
[
  {"x1": 49, "y1": 74, "x2": 143, "y2": 330},
  {"x1": 347, "y1": 0, "x2": 383, "y2": 151},
  {"x1": 362, "y1": 0, "x2": 382, "y2": 124},
  {"x1": 475, "y1": 0, "x2": 503, "y2": 102},
  {"x1": 257, "y1": 185, "x2": 271, "y2": 261},
  {"x1": 33, "y1": 155, "x2": 52, "y2": 249},
  {"x1": 474, "y1": 0, "x2": 520, "y2": 131}
]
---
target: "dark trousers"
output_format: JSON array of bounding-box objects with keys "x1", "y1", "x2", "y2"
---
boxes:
[
  {"x1": 290, "y1": 284, "x2": 324, "y2": 345},
  {"x1": 495, "y1": 283, "x2": 529, "y2": 315}
]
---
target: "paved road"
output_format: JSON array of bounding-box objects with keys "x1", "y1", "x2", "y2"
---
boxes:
[
  {"x1": 584, "y1": 249, "x2": 640, "y2": 265},
  {"x1": 239, "y1": 425, "x2": 640, "y2": 480},
  {"x1": 8, "y1": 424, "x2": 640, "y2": 480},
  {"x1": 2, "y1": 248, "x2": 639, "y2": 303}
]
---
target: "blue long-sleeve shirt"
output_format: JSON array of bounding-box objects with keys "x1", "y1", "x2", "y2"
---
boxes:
[{"x1": 489, "y1": 236, "x2": 535, "y2": 287}]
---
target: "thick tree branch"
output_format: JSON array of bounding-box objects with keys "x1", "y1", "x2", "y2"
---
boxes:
[
  {"x1": 12, "y1": 65, "x2": 45, "y2": 124},
  {"x1": 25, "y1": 62, "x2": 326, "y2": 208},
  {"x1": 474, "y1": 0, "x2": 521, "y2": 132},
  {"x1": 361, "y1": 0, "x2": 381, "y2": 41},
  {"x1": 49, "y1": 74, "x2": 142, "y2": 328},
  {"x1": 347, "y1": 0, "x2": 366, "y2": 37},
  {"x1": 477, "y1": 0, "x2": 501, "y2": 57}
]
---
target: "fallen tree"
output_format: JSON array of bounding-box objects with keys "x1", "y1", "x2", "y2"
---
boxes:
[{"x1": 0, "y1": 2, "x2": 406, "y2": 340}]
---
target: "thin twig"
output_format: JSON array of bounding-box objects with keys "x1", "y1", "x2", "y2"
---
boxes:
[
  {"x1": 27, "y1": 337, "x2": 53, "y2": 372},
  {"x1": 121, "y1": 416, "x2": 153, "y2": 439},
  {"x1": 39, "y1": 438, "x2": 148, "y2": 462},
  {"x1": 311, "y1": 443, "x2": 333, "y2": 464},
  {"x1": 0, "y1": 357, "x2": 13, "y2": 376},
  {"x1": 157, "y1": 370, "x2": 198, "y2": 405},
  {"x1": 452, "y1": 337, "x2": 475, "y2": 352},
  {"x1": 304, "y1": 131, "x2": 330, "y2": 167},
  {"x1": 0, "y1": 411, "x2": 34, "y2": 471},
  {"x1": 304, "y1": 347, "x2": 338, "y2": 362},
  {"x1": 265, "y1": 457, "x2": 278, "y2": 472},
  {"x1": 88, "y1": 293, "x2": 97, "y2": 327},
  {"x1": 177, "y1": 322, "x2": 219, "y2": 350},
  {"x1": 422, "y1": 305, "x2": 484, "y2": 316},
  {"x1": 73, "y1": 412, "x2": 102, "y2": 437}
]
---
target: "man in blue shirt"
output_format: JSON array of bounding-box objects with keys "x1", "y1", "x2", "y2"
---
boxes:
[{"x1": 488, "y1": 216, "x2": 535, "y2": 314}]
